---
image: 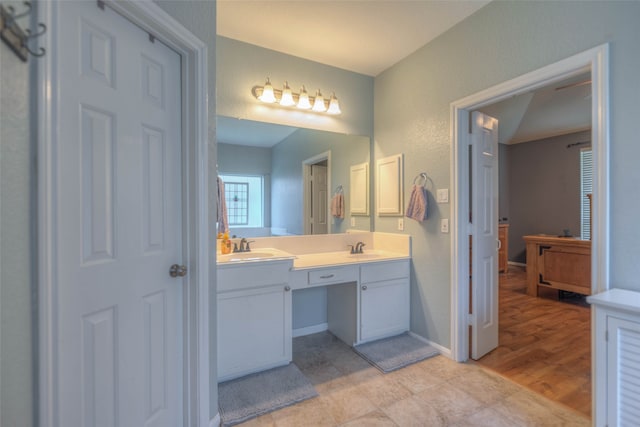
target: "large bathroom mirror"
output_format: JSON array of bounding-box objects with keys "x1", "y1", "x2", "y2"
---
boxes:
[{"x1": 216, "y1": 116, "x2": 372, "y2": 237}]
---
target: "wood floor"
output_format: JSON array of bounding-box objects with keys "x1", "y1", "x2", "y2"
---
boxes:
[{"x1": 475, "y1": 265, "x2": 591, "y2": 418}]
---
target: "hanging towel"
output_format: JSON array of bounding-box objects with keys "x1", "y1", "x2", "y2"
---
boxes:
[
  {"x1": 217, "y1": 176, "x2": 229, "y2": 233},
  {"x1": 405, "y1": 184, "x2": 428, "y2": 222},
  {"x1": 331, "y1": 192, "x2": 344, "y2": 219}
]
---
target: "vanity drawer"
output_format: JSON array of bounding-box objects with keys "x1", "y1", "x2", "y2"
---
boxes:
[
  {"x1": 218, "y1": 261, "x2": 291, "y2": 293},
  {"x1": 308, "y1": 266, "x2": 358, "y2": 286},
  {"x1": 361, "y1": 260, "x2": 409, "y2": 283}
]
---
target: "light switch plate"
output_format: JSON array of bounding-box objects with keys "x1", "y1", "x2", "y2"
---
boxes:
[
  {"x1": 398, "y1": 218, "x2": 404, "y2": 231},
  {"x1": 437, "y1": 189, "x2": 449, "y2": 203},
  {"x1": 351, "y1": 217, "x2": 356, "y2": 227},
  {"x1": 441, "y1": 218, "x2": 449, "y2": 233}
]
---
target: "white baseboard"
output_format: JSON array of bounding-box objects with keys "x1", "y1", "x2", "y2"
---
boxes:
[
  {"x1": 408, "y1": 331, "x2": 452, "y2": 359},
  {"x1": 293, "y1": 323, "x2": 328, "y2": 338},
  {"x1": 508, "y1": 261, "x2": 526, "y2": 267},
  {"x1": 210, "y1": 413, "x2": 220, "y2": 427}
]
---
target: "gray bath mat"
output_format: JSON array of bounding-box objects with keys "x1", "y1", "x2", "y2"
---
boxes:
[
  {"x1": 354, "y1": 333, "x2": 439, "y2": 373},
  {"x1": 218, "y1": 363, "x2": 318, "y2": 426}
]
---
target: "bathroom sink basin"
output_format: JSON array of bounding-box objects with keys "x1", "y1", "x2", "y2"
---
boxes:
[
  {"x1": 347, "y1": 252, "x2": 381, "y2": 259},
  {"x1": 218, "y1": 252, "x2": 276, "y2": 262},
  {"x1": 217, "y1": 248, "x2": 294, "y2": 263}
]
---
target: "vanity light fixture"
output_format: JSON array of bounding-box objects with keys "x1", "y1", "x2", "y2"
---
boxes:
[
  {"x1": 312, "y1": 90, "x2": 326, "y2": 112},
  {"x1": 297, "y1": 85, "x2": 312, "y2": 110},
  {"x1": 327, "y1": 93, "x2": 342, "y2": 115},
  {"x1": 280, "y1": 81, "x2": 296, "y2": 107},
  {"x1": 257, "y1": 77, "x2": 276, "y2": 103},
  {"x1": 252, "y1": 78, "x2": 341, "y2": 114}
]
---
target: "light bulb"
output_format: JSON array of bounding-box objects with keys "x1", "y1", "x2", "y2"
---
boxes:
[
  {"x1": 312, "y1": 89, "x2": 326, "y2": 112},
  {"x1": 327, "y1": 93, "x2": 341, "y2": 115},
  {"x1": 258, "y1": 77, "x2": 276, "y2": 103},
  {"x1": 297, "y1": 86, "x2": 312, "y2": 109},
  {"x1": 280, "y1": 81, "x2": 295, "y2": 107}
]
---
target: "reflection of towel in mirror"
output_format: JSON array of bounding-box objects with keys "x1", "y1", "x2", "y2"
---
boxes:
[
  {"x1": 331, "y1": 193, "x2": 344, "y2": 219},
  {"x1": 406, "y1": 184, "x2": 428, "y2": 222},
  {"x1": 217, "y1": 176, "x2": 229, "y2": 233}
]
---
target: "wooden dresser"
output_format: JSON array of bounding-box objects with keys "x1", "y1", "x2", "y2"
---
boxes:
[{"x1": 523, "y1": 235, "x2": 591, "y2": 297}]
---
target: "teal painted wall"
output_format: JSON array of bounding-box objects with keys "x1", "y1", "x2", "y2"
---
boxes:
[
  {"x1": 217, "y1": 36, "x2": 374, "y2": 138},
  {"x1": 0, "y1": 26, "x2": 35, "y2": 427},
  {"x1": 375, "y1": 0, "x2": 640, "y2": 348}
]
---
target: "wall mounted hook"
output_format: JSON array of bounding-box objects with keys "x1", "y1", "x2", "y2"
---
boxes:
[{"x1": 0, "y1": 1, "x2": 47, "y2": 62}]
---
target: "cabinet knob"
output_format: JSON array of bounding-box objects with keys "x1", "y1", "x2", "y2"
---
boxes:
[
  {"x1": 362, "y1": 285, "x2": 367, "y2": 291},
  {"x1": 284, "y1": 285, "x2": 291, "y2": 292}
]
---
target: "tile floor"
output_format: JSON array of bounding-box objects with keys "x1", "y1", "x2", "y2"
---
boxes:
[{"x1": 236, "y1": 332, "x2": 590, "y2": 427}]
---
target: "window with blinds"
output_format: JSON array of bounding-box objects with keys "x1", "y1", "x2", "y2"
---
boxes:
[{"x1": 580, "y1": 148, "x2": 593, "y2": 240}]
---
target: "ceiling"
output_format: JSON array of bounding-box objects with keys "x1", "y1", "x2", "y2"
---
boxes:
[
  {"x1": 217, "y1": 1, "x2": 591, "y2": 146},
  {"x1": 478, "y1": 72, "x2": 591, "y2": 145},
  {"x1": 217, "y1": 0, "x2": 490, "y2": 76}
]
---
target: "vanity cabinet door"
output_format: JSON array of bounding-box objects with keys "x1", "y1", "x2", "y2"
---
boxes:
[
  {"x1": 217, "y1": 283, "x2": 292, "y2": 382},
  {"x1": 359, "y1": 277, "x2": 409, "y2": 343}
]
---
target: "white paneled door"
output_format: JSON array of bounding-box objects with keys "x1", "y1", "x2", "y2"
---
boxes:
[
  {"x1": 470, "y1": 111, "x2": 499, "y2": 360},
  {"x1": 57, "y1": 3, "x2": 183, "y2": 426},
  {"x1": 311, "y1": 164, "x2": 328, "y2": 234}
]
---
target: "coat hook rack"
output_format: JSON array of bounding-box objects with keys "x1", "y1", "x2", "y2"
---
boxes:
[{"x1": 0, "y1": 1, "x2": 46, "y2": 62}]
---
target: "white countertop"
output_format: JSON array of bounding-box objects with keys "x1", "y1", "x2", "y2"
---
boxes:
[
  {"x1": 292, "y1": 250, "x2": 409, "y2": 270},
  {"x1": 216, "y1": 248, "x2": 409, "y2": 269},
  {"x1": 588, "y1": 288, "x2": 640, "y2": 314}
]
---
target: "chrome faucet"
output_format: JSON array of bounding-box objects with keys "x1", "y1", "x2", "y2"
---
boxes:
[
  {"x1": 233, "y1": 238, "x2": 255, "y2": 253},
  {"x1": 349, "y1": 242, "x2": 366, "y2": 254}
]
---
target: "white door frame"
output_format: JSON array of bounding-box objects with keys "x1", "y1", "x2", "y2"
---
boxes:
[
  {"x1": 302, "y1": 151, "x2": 332, "y2": 235},
  {"x1": 450, "y1": 44, "x2": 610, "y2": 362},
  {"x1": 36, "y1": 1, "x2": 210, "y2": 426}
]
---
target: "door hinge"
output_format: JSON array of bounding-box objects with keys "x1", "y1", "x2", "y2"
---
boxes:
[
  {"x1": 468, "y1": 313, "x2": 475, "y2": 326},
  {"x1": 605, "y1": 330, "x2": 608, "y2": 342}
]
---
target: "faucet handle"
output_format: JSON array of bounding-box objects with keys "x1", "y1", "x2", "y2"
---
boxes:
[
  {"x1": 347, "y1": 244, "x2": 356, "y2": 254},
  {"x1": 245, "y1": 240, "x2": 255, "y2": 252}
]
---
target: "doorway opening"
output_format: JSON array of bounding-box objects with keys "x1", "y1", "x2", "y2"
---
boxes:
[
  {"x1": 303, "y1": 151, "x2": 331, "y2": 235},
  {"x1": 451, "y1": 43, "x2": 609, "y2": 415}
]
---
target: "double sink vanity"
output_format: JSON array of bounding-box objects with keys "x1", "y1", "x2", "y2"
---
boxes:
[{"x1": 216, "y1": 232, "x2": 411, "y2": 382}]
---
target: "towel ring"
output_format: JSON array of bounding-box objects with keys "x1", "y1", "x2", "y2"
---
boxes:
[
  {"x1": 334, "y1": 184, "x2": 343, "y2": 194},
  {"x1": 413, "y1": 173, "x2": 428, "y2": 186}
]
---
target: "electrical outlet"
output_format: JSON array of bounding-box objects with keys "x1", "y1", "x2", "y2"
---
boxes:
[
  {"x1": 441, "y1": 218, "x2": 449, "y2": 233},
  {"x1": 398, "y1": 218, "x2": 404, "y2": 231},
  {"x1": 437, "y1": 188, "x2": 449, "y2": 203},
  {"x1": 350, "y1": 217, "x2": 356, "y2": 227}
]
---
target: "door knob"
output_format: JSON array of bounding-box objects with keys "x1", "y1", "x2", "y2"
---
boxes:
[
  {"x1": 362, "y1": 285, "x2": 367, "y2": 291},
  {"x1": 169, "y1": 264, "x2": 187, "y2": 278}
]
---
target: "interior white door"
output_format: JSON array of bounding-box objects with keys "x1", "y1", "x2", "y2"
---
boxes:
[
  {"x1": 56, "y1": 3, "x2": 183, "y2": 425},
  {"x1": 311, "y1": 164, "x2": 328, "y2": 234},
  {"x1": 470, "y1": 111, "x2": 500, "y2": 360}
]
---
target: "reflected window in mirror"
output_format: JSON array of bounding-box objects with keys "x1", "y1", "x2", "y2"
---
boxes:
[{"x1": 220, "y1": 174, "x2": 264, "y2": 228}]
